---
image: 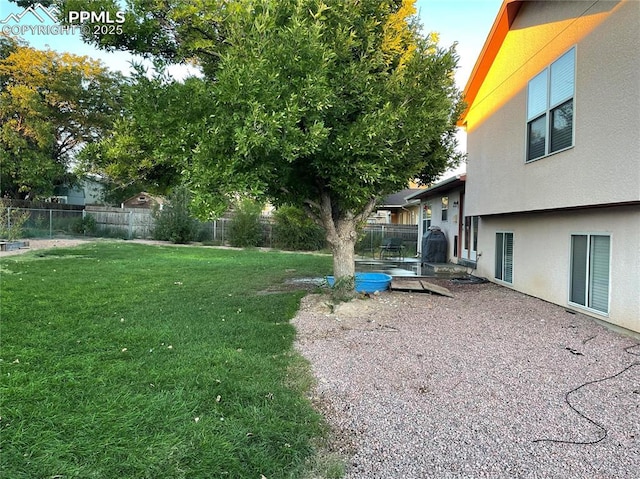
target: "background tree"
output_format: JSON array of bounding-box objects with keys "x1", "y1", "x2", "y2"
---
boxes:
[
  {"x1": 0, "y1": 34, "x2": 122, "y2": 199},
  {"x1": 62, "y1": 0, "x2": 464, "y2": 285},
  {"x1": 77, "y1": 69, "x2": 213, "y2": 204},
  {"x1": 11, "y1": 1, "x2": 54, "y2": 6}
]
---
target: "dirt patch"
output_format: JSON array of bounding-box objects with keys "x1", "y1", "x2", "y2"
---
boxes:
[
  {"x1": 0, "y1": 238, "x2": 215, "y2": 257},
  {"x1": 0, "y1": 238, "x2": 91, "y2": 257}
]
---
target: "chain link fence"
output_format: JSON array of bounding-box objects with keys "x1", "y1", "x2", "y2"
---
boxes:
[
  {"x1": 1, "y1": 206, "x2": 84, "y2": 239},
  {"x1": 2, "y1": 203, "x2": 418, "y2": 255},
  {"x1": 357, "y1": 224, "x2": 419, "y2": 258}
]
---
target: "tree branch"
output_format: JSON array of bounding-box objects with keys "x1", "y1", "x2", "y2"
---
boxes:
[
  {"x1": 318, "y1": 190, "x2": 337, "y2": 242},
  {"x1": 302, "y1": 202, "x2": 322, "y2": 228},
  {"x1": 354, "y1": 196, "x2": 379, "y2": 224}
]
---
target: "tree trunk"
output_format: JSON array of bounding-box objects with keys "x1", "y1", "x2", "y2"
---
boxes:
[
  {"x1": 306, "y1": 191, "x2": 378, "y2": 292},
  {"x1": 324, "y1": 215, "x2": 358, "y2": 299},
  {"x1": 329, "y1": 222, "x2": 357, "y2": 280}
]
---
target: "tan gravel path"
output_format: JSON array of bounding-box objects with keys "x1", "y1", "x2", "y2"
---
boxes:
[{"x1": 293, "y1": 284, "x2": 640, "y2": 478}]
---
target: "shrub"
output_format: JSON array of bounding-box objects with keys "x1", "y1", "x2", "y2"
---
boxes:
[
  {"x1": 228, "y1": 198, "x2": 263, "y2": 247},
  {"x1": 0, "y1": 208, "x2": 30, "y2": 241},
  {"x1": 152, "y1": 185, "x2": 198, "y2": 244},
  {"x1": 273, "y1": 205, "x2": 325, "y2": 251},
  {"x1": 72, "y1": 215, "x2": 97, "y2": 235}
]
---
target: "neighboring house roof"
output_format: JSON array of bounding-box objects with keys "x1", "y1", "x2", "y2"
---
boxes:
[
  {"x1": 459, "y1": 0, "x2": 524, "y2": 126},
  {"x1": 406, "y1": 174, "x2": 466, "y2": 201},
  {"x1": 122, "y1": 192, "x2": 164, "y2": 208},
  {"x1": 379, "y1": 188, "x2": 423, "y2": 208}
]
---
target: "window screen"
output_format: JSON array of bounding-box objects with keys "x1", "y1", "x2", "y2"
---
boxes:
[
  {"x1": 570, "y1": 234, "x2": 610, "y2": 314},
  {"x1": 495, "y1": 232, "x2": 513, "y2": 283},
  {"x1": 526, "y1": 48, "x2": 575, "y2": 161}
]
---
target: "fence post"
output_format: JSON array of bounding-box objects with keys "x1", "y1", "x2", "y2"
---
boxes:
[
  {"x1": 370, "y1": 225, "x2": 374, "y2": 257},
  {"x1": 128, "y1": 210, "x2": 133, "y2": 239},
  {"x1": 49, "y1": 209, "x2": 53, "y2": 238},
  {"x1": 7, "y1": 207, "x2": 11, "y2": 230}
]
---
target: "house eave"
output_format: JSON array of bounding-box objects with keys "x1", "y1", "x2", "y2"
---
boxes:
[
  {"x1": 407, "y1": 174, "x2": 466, "y2": 201},
  {"x1": 474, "y1": 201, "x2": 640, "y2": 218},
  {"x1": 458, "y1": 0, "x2": 524, "y2": 127}
]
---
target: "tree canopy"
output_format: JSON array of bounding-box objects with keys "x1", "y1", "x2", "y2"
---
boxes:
[
  {"x1": 66, "y1": 0, "x2": 464, "y2": 283},
  {"x1": 0, "y1": 34, "x2": 122, "y2": 199},
  {"x1": 78, "y1": 69, "x2": 215, "y2": 204}
]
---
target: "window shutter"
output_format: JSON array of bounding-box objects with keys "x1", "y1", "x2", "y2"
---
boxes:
[
  {"x1": 504, "y1": 233, "x2": 514, "y2": 283},
  {"x1": 495, "y1": 232, "x2": 513, "y2": 283},
  {"x1": 550, "y1": 48, "x2": 575, "y2": 107},
  {"x1": 527, "y1": 71, "x2": 547, "y2": 120},
  {"x1": 589, "y1": 235, "x2": 610, "y2": 313}
]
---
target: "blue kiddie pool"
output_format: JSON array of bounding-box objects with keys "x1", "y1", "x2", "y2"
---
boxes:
[{"x1": 326, "y1": 272, "x2": 393, "y2": 293}]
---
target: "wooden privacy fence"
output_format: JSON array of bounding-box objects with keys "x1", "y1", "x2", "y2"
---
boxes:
[
  {"x1": 85, "y1": 208, "x2": 273, "y2": 244},
  {"x1": 85, "y1": 206, "x2": 155, "y2": 239}
]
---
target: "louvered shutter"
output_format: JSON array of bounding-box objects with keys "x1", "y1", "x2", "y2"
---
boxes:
[
  {"x1": 504, "y1": 233, "x2": 514, "y2": 284},
  {"x1": 589, "y1": 235, "x2": 610, "y2": 313}
]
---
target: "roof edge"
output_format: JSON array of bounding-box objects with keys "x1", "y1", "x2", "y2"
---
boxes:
[
  {"x1": 406, "y1": 174, "x2": 466, "y2": 201},
  {"x1": 458, "y1": 0, "x2": 524, "y2": 126}
]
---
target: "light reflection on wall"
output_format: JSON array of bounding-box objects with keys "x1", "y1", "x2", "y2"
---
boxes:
[{"x1": 463, "y1": 0, "x2": 622, "y2": 134}]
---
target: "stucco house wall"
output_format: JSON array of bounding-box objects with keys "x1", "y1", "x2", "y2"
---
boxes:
[
  {"x1": 417, "y1": 188, "x2": 463, "y2": 262},
  {"x1": 475, "y1": 206, "x2": 640, "y2": 333},
  {"x1": 462, "y1": 0, "x2": 639, "y2": 333},
  {"x1": 465, "y1": 0, "x2": 639, "y2": 218}
]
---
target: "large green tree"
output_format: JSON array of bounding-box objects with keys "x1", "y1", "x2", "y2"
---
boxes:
[
  {"x1": 65, "y1": 0, "x2": 464, "y2": 282},
  {"x1": 0, "y1": 34, "x2": 122, "y2": 199}
]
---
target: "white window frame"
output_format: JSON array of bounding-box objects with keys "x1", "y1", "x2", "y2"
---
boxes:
[
  {"x1": 525, "y1": 47, "x2": 576, "y2": 163},
  {"x1": 441, "y1": 196, "x2": 449, "y2": 222},
  {"x1": 421, "y1": 202, "x2": 432, "y2": 236},
  {"x1": 495, "y1": 231, "x2": 514, "y2": 284},
  {"x1": 568, "y1": 233, "x2": 611, "y2": 316}
]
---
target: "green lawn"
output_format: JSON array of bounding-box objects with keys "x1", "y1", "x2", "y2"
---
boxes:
[{"x1": 0, "y1": 242, "x2": 333, "y2": 478}]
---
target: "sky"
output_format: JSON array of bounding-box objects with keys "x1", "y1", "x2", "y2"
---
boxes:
[
  {"x1": 0, "y1": 0, "x2": 504, "y2": 164},
  {"x1": 1, "y1": 0, "x2": 503, "y2": 87}
]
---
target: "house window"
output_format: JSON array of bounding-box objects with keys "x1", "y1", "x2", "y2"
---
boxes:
[
  {"x1": 570, "y1": 234, "x2": 610, "y2": 314},
  {"x1": 422, "y1": 203, "x2": 432, "y2": 233},
  {"x1": 441, "y1": 197, "x2": 448, "y2": 221},
  {"x1": 472, "y1": 216, "x2": 479, "y2": 252},
  {"x1": 495, "y1": 232, "x2": 513, "y2": 283},
  {"x1": 526, "y1": 47, "x2": 575, "y2": 162}
]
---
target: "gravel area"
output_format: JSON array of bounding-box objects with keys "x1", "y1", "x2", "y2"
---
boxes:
[{"x1": 293, "y1": 282, "x2": 640, "y2": 478}]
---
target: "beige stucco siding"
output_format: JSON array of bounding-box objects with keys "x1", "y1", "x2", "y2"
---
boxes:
[
  {"x1": 417, "y1": 190, "x2": 462, "y2": 261},
  {"x1": 465, "y1": 0, "x2": 640, "y2": 216},
  {"x1": 474, "y1": 206, "x2": 640, "y2": 333}
]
